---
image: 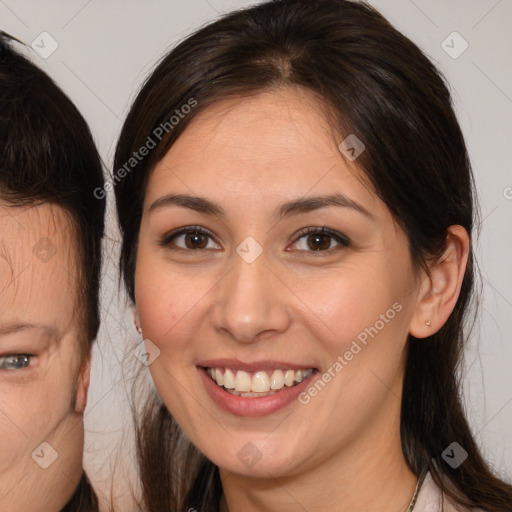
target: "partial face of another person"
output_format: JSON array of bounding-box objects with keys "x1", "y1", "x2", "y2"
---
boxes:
[
  {"x1": 134, "y1": 88, "x2": 429, "y2": 478},
  {"x1": 0, "y1": 202, "x2": 87, "y2": 511}
]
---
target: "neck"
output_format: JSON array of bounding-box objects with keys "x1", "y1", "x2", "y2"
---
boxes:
[{"x1": 219, "y1": 408, "x2": 417, "y2": 512}]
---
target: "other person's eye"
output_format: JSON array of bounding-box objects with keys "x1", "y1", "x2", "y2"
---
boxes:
[{"x1": 0, "y1": 354, "x2": 34, "y2": 371}]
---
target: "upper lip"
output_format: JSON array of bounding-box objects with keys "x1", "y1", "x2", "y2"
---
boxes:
[{"x1": 196, "y1": 358, "x2": 317, "y2": 372}]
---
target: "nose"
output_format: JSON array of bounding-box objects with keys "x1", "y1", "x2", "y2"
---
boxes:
[{"x1": 211, "y1": 253, "x2": 291, "y2": 343}]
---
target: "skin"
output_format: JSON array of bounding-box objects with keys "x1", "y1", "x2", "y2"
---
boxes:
[
  {"x1": 0, "y1": 202, "x2": 89, "y2": 511},
  {"x1": 134, "y1": 87, "x2": 469, "y2": 512}
]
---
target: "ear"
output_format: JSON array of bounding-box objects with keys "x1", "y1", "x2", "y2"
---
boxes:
[
  {"x1": 409, "y1": 225, "x2": 470, "y2": 338},
  {"x1": 74, "y1": 357, "x2": 91, "y2": 414},
  {"x1": 132, "y1": 304, "x2": 142, "y2": 334}
]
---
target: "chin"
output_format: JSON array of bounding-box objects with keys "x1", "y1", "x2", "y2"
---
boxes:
[{"x1": 199, "y1": 434, "x2": 305, "y2": 479}]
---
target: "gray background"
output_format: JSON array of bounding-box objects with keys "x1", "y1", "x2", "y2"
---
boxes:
[{"x1": 1, "y1": 0, "x2": 510, "y2": 509}]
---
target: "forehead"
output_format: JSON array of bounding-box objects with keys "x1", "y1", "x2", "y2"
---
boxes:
[
  {"x1": 146, "y1": 87, "x2": 378, "y2": 215},
  {"x1": 0, "y1": 202, "x2": 78, "y2": 328}
]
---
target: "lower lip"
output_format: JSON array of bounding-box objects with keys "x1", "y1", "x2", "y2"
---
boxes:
[{"x1": 198, "y1": 367, "x2": 316, "y2": 417}]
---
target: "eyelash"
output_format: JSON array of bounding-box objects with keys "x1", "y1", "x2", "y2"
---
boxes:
[
  {"x1": 159, "y1": 226, "x2": 219, "y2": 251},
  {"x1": 0, "y1": 354, "x2": 34, "y2": 371},
  {"x1": 289, "y1": 226, "x2": 351, "y2": 252},
  {"x1": 159, "y1": 225, "x2": 350, "y2": 253}
]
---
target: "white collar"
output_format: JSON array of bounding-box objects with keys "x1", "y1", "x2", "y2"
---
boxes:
[{"x1": 414, "y1": 471, "x2": 484, "y2": 512}]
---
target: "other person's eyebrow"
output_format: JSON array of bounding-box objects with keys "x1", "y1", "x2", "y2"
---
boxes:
[
  {"x1": 0, "y1": 321, "x2": 58, "y2": 337},
  {"x1": 148, "y1": 193, "x2": 372, "y2": 219}
]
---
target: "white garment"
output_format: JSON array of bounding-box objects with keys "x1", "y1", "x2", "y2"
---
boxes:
[{"x1": 414, "y1": 472, "x2": 484, "y2": 512}]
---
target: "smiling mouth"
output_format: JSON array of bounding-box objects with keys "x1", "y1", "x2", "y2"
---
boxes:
[{"x1": 205, "y1": 367, "x2": 315, "y2": 397}]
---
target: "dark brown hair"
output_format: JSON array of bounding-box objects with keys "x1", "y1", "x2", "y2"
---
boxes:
[
  {"x1": 0, "y1": 32, "x2": 105, "y2": 351},
  {"x1": 0, "y1": 32, "x2": 104, "y2": 511},
  {"x1": 113, "y1": 1, "x2": 512, "y2": 510},
  {"x1": 60, "y1": 473, "x2": 99, "y2": 512}
]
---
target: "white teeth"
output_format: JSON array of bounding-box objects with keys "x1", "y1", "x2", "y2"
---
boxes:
[
  {"x1": 207, "y1": 367, "x2": 314, "y2": 394},
  {"x1": 215, "y1": 368, "x2": 224, "y2": 387},
  {"x1": 223, "y1": 369, "x2": 235, "y2": 389},
  {"x1": 270, "y1": 369, "x2": 284, "y2": 390},
  {"x1": 284, "y1": 370, "x2": 295, "y2": 387},
  {"x1": 225, "y1": 389, "x2": 278, "y2": 397},
  {"x1": 252, "y1": 371, "x2": 270, "y2": 392},
  {"x1": 235, "y1": 370, "x2": 252, "y2": 392}
]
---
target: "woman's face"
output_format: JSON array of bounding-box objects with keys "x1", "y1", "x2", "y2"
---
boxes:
[
  {"x1": 135, "y1": 88, "x2": 424, "y2": 478},
  {"x1": 0, "y1": 202, "x2": 86, "y2": 510}
]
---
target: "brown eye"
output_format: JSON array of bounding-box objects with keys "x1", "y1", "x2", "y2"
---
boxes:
[
  {"x1": 306, "y1": 233, "x2": 332, "y2": 251},
  {"x1": 288, "y1": 227, "x2": 350, "y2": 253},
  {"x1": 185, "y1": 232, "x2": 208, "y2": 249},
  {"x1": 160, "y1": 227, "x2": 221, "y2": 251}
]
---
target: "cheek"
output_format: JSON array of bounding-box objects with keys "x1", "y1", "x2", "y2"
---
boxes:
[
  {"x1": 134, "y1": 251, "x2": 212, "y2": 349},
  {"x1": 292, "y1": 263, "x2": 403, "y2": 346},
  {"x1": 0, "y1": 376, "x2": 73, "y2": 472}
]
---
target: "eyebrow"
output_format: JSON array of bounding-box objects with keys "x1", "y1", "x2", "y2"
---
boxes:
[
  {"x1": 147, "y1": 192, "x2": 372, "y2": 219},
  {"x1": 0, "y1": 321, "x2": 57, "y2": 337},
  {"x1": 277, "y1": 193, "x2": 372, "y2": 219},
  {"x1": 148, "y1": 194, "x2": 225, "y2": 217}
]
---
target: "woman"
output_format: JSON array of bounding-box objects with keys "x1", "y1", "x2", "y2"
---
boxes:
[
  {"x1": 113, "y1": 1, "x2": 512, "y2": 511},
  {"x1": 0, "y1": 33, "x2": 104, "y2": 511}
]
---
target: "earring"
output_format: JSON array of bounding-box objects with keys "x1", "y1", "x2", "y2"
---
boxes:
[
  {"x1": 134, "y1": 323, "x2": 143, "y2": 336},
  {"x1": 425, "y1": 320, "x2": 431, "y2": 326}
]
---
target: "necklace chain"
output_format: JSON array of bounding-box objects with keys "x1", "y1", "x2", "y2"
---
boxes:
[
  {"x1": 220, "y1": 469, "x2": 428, "y2": 512},
  {"x1": 406, "y1": 470, "x2": 428, "y2": 512}
]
